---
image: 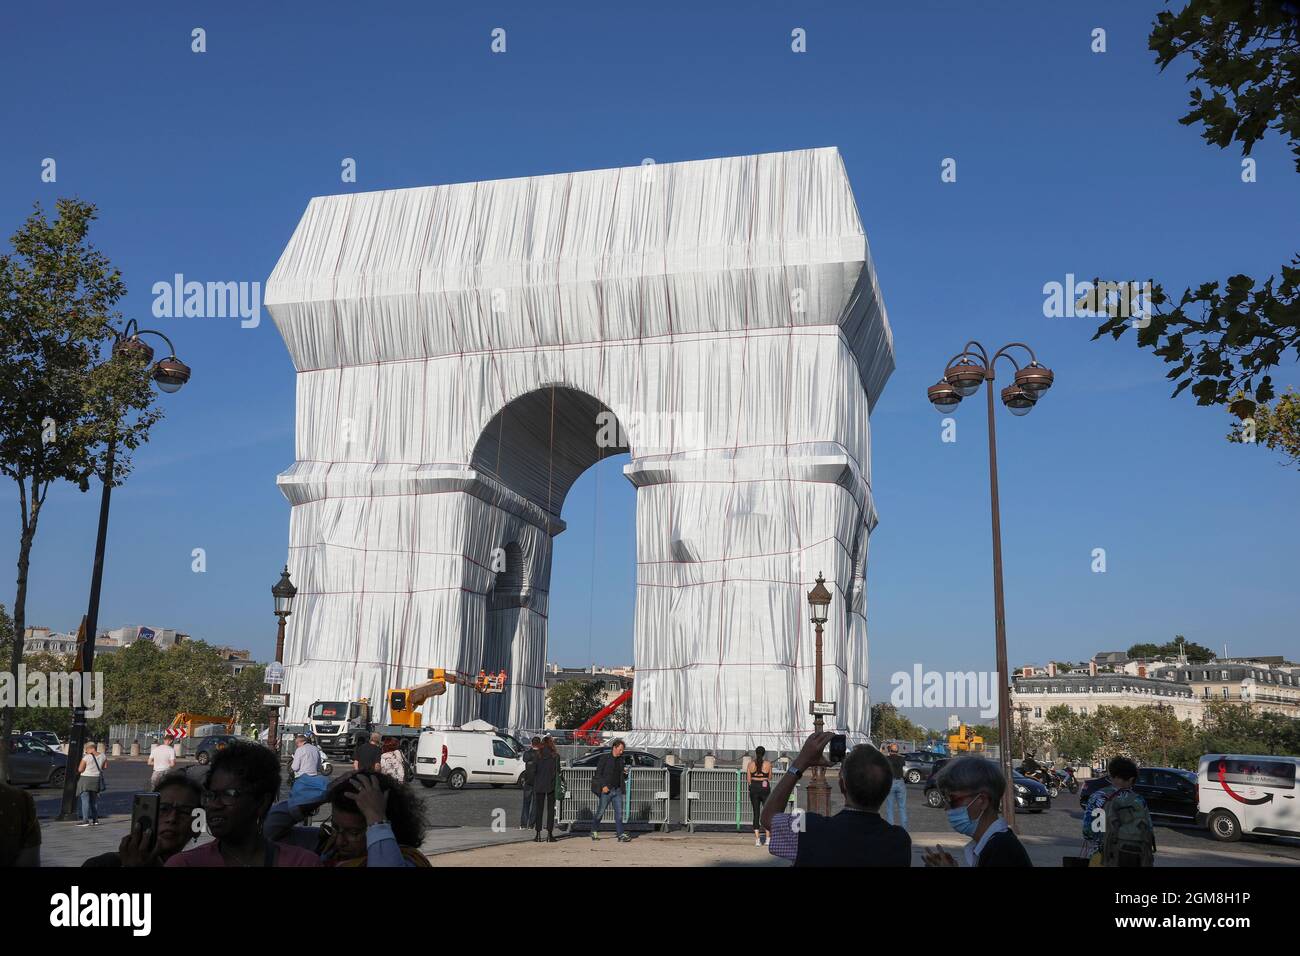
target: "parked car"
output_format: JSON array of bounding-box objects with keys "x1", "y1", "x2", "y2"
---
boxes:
[
  {"x1": 6, "y1": 734, "x2": 68, "y2": 788},
  {"x1": 569, "y1": 747, "x2": 684, "y2": 799},
  {"x1": 901, "y1": 751, "x2": 944, "y2": 784},
  {"x1": 1198, "y1": 754, "x2": 1300, "y2": 843},
  {"x1": 1078, "y1": 766, "x2": 1199, "y2": 823},
  {"x1": 194, "y1": 734, "x2": 241, "y2": 765},
  {"x1": 922, "y1": 758, "x2": 1049, "y2": 812},
  {"x1": 21, "y1": 730, "x2": 63, "y2": 752}
]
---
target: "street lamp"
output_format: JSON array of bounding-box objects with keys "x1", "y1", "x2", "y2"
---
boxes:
[
  {"x1": 806, "y1": 573, "x2": 834, "y2": 817},
  {"x1": 926, "y1": 340, "x2": 1054, "y2": 829},
  {"x1": 266, "y1": 566, "x2": 298, "y2": 753},
  {"x1": 58, "y1": 320, "x2": 191, "y2": 820}
]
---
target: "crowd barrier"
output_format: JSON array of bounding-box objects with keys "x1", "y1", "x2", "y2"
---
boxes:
[{"x1": 681, "y1": 767, "x2": 800, "y2": 832}]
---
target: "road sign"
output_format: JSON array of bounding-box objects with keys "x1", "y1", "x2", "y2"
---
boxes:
[
  {"x1": 264, "y1": 662, "x2": 285, "y2": 685},
  {"x1": 809, "y1": 700, "x2": 836, "y2": 717},
  {"x1": 262, "y1": 693, "x2": 290, "y2": 708},
  {"x1": 167, "y1": 727, "x2": 188, "y2": 740}
]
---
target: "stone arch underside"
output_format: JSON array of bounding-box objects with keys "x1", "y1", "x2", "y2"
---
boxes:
[{"x1": 266, "y1": 147, "x2": 895, "y2": 750}]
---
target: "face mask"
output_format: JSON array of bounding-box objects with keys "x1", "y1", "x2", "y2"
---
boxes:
[{"x1": 946, "y1": 796, "x2": 983, "y2": 837}]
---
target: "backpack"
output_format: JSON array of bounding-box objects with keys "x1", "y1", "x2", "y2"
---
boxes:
[{"x1": 1102, "y1": 789, "x2": 1154, "y2": 867}]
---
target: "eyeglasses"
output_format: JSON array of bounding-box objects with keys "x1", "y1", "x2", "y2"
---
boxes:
[
  {"x1": 940, "y1": 791, "x2": 981, "y2": 810},
  {"x1": 158, "y1": 802, "x2": 200, "y2": 817}
]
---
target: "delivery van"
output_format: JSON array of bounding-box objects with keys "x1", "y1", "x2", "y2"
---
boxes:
[
  {"x1": 1198, "y1": 753, "x2": 1300, "y2": 842},
  {"x1": 415, "y1": 728, "x2": 524, "y2": 790}
]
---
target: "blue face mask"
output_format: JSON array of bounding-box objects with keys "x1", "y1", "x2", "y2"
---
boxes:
[{"x1": 946, "y1": 796, "x2": 983, "y2": 837}]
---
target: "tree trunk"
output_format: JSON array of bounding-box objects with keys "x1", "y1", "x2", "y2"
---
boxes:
[{"x1": 0, "y1": 521, "x2": 36, "y2": 780}]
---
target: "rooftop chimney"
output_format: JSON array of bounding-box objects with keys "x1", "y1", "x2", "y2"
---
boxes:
[
  {"x1": 1047, "y1": 662, "x2": 1057, "y2": 678},
  {"x1": 1089, "y1": 661, "x2": 1097, "y2": 677}
]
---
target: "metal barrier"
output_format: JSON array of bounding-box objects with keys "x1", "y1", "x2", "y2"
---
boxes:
[
  {"x1": 682, "y1": 768, "x2": 800, "y2": 832},
  {"x1": 556, "y1": 766, "x2": 672, "y2": 832}
]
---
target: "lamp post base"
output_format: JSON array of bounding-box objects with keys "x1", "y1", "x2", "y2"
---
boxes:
[{"x1": 807, "y1": 769, "x2": 833, "y2": 818}]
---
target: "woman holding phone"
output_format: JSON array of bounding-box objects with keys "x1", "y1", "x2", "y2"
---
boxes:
[{"x1": 83, "y1": 772, "x2": 203, "y2": 867}]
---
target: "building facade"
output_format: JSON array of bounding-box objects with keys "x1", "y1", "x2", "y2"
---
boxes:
[
  {"x1": 1149, "y1": 660, "x2": 1300, "y2": 719},
  {"x1": 1011, "y1": 673, "x2": 1203, "y2": 725}
]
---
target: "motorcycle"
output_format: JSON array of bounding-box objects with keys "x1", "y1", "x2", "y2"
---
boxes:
[{"x1": 1059, "y1": 766, "x2": 1079, "y2": 794}]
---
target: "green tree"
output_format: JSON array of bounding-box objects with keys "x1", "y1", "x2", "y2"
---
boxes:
[
  {"x1": 0, "y1": 199, "x2": 164, "y2": 779},
  {"x1": 1228, "y1": 387, "x2": 1300, "y2": 467},
  {"x1": 870, "y1": 702, "x2": 930, "y2": 744},
  {"x1": 1041, "y1": 705, "x2": 1101, "y2": 761},
  {"x1": 1127, "y1": 638, "x2": 1215, "y2": 662},
  {"x1": 1092, "y1": 2, "x2": 1299, "y2": 445},
  {"x1": 546, "y1": 679, "x2": 608, "y2": 730}
]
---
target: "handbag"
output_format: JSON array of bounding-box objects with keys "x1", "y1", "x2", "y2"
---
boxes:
[
  {"x1": 92, "y1": 753, "x2": 108, "y2": 793},
  {"x1": 554, "y1": 766, "x2": 569, "y2": 800}
]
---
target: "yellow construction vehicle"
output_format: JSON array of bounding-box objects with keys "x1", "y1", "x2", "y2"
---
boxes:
[
  {"x1": 387, "y1": 668, "x2": 507, "y2": 728},
  {"x1": 947, "y1": 723, "x2": 985, "y2": 753}
]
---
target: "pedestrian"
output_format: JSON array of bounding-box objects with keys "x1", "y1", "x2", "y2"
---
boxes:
[
  {"x1": 922, "y1": 756, "x2": 1032, "y2": 867},
  {"x1": 83, "y1": 772, "x2": 203, "y2": 867},
  {"x1": 148, "y1": 735, "x2": 177, "y2": 789},
  {"x1": 378, "y1": 736, "x2": 409, "y2": 783},
  {"x1": 761, "y1": 731, "x2": 911, "y2": 866},
  {"x1": 1081, "y1": 756, "x2": 1155, "y2": 867},
  {"x1": 76, "y1": 742, "x2": 108, "y2": 827},
  {"x1": 519, "y1": 736, "x2": 541, "y2": 830},
  {"x1": 353, "y1": 731, "x2": 382, "y2": 772},
  {"x1": 532, "y1": 736, "x2": 560, "y2": 843},
  {"x1": 290, "y1": 733, "x2": 322, "y2": 779},
  {"x1": 590, "y1": 738, "x2": 630, "y2": 843},
  {"x1": 882, "y1": 743, "x2": 908, "y2": 829},
  {"x1": 746, "y1": 745, "x2": 773, "y2": 847},
  {"x1": 166, "y1": 741, "x2": 321, "y2": 867},
  {"x1": 0, "y1": 779, "x2": 40, "y2": 867},
  {"x1": 263, "y1": 771, "x2": 431, "y2": 866}
]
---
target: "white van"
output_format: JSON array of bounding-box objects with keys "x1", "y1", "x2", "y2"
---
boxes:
[
  {"x1": 415, "y1": 729, "x2": 524, "y2": 790},
  {"x1": 1198, "y1": 754, "x2": 1300, "y2": 842}
]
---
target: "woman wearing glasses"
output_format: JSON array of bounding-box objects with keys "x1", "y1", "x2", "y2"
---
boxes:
[
  {"x1": 83, "y1": 772, "x2": 203, "y2": 867},
  {"x1": 167, "y1": 742, "x2": 321, "y2": 867}
]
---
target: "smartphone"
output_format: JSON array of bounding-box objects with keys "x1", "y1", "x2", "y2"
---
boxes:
[
  {"x1": 131, "y1": 792, "x2": 160, "y2": 852},
  {"x1": 828, "y1": 734, "x2": 847, "y2": 764}
]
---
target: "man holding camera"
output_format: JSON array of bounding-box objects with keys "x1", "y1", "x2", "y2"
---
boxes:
[{"x1": 761, "y1": 731, "x2": 911, "y2": 867}]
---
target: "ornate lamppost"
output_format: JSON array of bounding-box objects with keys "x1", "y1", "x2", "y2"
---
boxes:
[
  {"x1": 267, "y1": 566, "x2": 298, "y2": 753},
  {"x1": 58, "y1": 321, "x2": 191, "y2": 820},
  {"x1": 926, "y1": 341, "x2": 1054, "y2": 828},
  {"x1": 806, "y1": 573, "x2": 833, "y2": 817}
]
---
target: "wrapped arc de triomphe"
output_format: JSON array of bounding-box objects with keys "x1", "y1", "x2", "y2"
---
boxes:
[{"x1": 265, "y1": 146, "x2": 894, "y2": 751}]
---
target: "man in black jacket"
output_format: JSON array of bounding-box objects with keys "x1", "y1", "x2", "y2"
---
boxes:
[
  {"x1": 761, "y1": 732, "x2": 911, "y2": 866},
  {"x1": 519, "y1": 737, "x2": 541, "y2": 829},
  {"x1": 590, "y1": 739, "x2": 630, "y2": 842}
]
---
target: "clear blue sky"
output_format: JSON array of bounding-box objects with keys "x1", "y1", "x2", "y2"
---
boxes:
[{"x1": 3, "y1": 2, "x2": 1296, "y2": 727}]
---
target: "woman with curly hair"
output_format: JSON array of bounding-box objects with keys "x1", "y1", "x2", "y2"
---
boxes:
[{"x1": 264, "y1": 770, "x2": 431, "y2": 867}]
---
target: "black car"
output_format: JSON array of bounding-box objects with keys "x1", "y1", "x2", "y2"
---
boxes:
[
  {"x1": 901, "y1": 751, "x2": 944, "y2": 785},
  {"x1": 1077, "y1": 767, "x2": 1198, "y2": 822},
  {"x1": 922, "y1": 759, "x2": 1050, "y2": 812},
  {"x1": 6, "y1": 735, "x2": 68, "y2": 788},
  {"x1": 194, "y1": 734, "x2": 241, "y2": 765},
  {"x1": 568, "y1": 748, "x2": 683, "y2": 799}
]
